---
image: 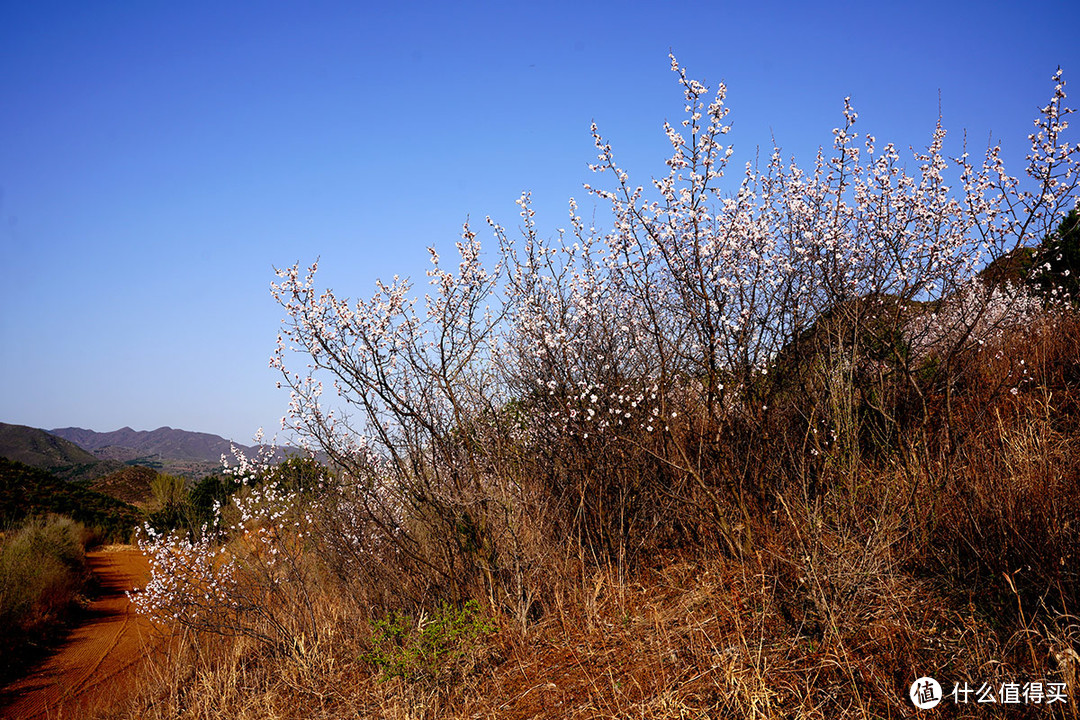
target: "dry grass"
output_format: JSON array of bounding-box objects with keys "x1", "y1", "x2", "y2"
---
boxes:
[
  {"x1": 0, "y1": 515, "x2": 91, "y2": 681},
  {"x1": 109, "y1": 549, "x2": 1078, "y2": 718},
  {"x1": 92, "y1": 314, "x2": 1080, "y2": 719}
]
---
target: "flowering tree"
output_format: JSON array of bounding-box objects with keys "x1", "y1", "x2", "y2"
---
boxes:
[
  {"x1": 134, "y1": 57, "x2": 1078, "y2": 631},
  {"x1": 274, "y1": 55, "x2": 1077, "y2": 591}
]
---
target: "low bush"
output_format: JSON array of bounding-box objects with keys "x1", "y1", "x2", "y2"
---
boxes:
[
  {"x1": 362, "y1": 599, "x2": 497, "y2": 682},
  {"x1": 0, "y1": 515, "x2": 90, "y2": 679}
]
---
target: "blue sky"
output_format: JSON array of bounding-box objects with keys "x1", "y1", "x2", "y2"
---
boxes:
[{"x1": 2, "y1": 0, "x2": 1078, "y2": 443}]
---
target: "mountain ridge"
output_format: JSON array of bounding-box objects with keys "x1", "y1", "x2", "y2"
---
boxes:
[{"x1": 49, "y1": 425, "x2": 293, "y2": 471}]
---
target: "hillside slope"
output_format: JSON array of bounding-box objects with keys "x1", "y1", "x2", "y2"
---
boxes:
[
  {"x1": 0, "y1": 458, "x2": 140, "y2": 539},
  {"x1": 90, "y1": 466, "x2": 158, "y2": 505},
  {"x1": 0, "y1": 424, "x2": 120, "y2": 483}
]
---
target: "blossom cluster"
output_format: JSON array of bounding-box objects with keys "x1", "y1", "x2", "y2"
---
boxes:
[
  {"x1": 128, "y1": 523, "x2": 238, "y2": 624},
  {"x1": 905, "y1": 280, "x2": 1048, "y2": 359}
]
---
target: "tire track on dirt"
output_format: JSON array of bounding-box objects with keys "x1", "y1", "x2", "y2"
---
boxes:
[{"x1": 0, "y1": 545, "x2": 157, "y2": 719}]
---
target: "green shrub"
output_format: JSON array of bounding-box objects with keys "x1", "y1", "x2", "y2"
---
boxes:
[
  {"x1": 189, "y1": 474, "x2": 241, "y2": 525},
  {"x1": 361, "y1": 599, "x2": 496, "y2": 682},
  {"x1": 146, "y1": 473, "x2": 197, "y2": 533}
]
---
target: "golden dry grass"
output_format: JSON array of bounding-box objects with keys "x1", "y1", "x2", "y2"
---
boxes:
[{"x1": 85, "y1": 315, "x2": 1080, "y2": 720}]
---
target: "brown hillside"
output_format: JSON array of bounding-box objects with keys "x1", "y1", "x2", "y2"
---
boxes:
[
  {"x1": 91, "y1": 466, "x2": 159, "y2": 505},
  {"x1": 0, "y1": 423, "x2": 120, "y2": 483}
]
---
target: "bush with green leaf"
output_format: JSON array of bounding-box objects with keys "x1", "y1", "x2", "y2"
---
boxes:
[
  {"x1": 189, "y1": 474, "x2": 241, "y2": 525},
  {"x1": 362, "y1": 599, "x2": 496, "y2": 682}
]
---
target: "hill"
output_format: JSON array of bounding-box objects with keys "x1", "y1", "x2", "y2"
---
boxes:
[
  {"x1": 90, "y1": 466, "x2": 158, "y2": 505},
  {"x1": 0, "y1": 423, "x2": 121, "y2": 483},
  {"x1": 0, "y1": 457, "x2": 140, "y2": 540}
]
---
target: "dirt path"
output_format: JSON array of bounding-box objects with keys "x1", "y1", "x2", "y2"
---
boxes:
[{"x1": 0, "y1": 546, "x2": 156, "y2": 719}]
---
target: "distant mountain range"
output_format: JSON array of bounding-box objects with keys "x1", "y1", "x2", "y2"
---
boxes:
[
  {"x1": 0, "y1": 422, "x2": 290, "y2": 482},
  {"x1": 0, "y1": 423, "x2": 309, "y2": 532},
  {"x1": 50, "y1": 425, "x2": 272, "y2": 465}
]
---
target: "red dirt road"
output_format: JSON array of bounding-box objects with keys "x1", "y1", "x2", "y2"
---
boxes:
[{"x1": 0, "y1": 546, "x2": 155, "y2": 719}]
